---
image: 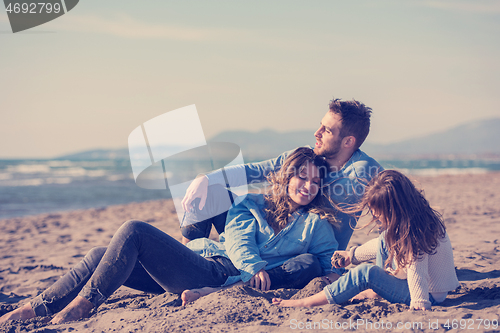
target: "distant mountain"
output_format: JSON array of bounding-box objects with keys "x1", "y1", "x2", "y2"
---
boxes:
[
  {"x1": 57, "y1": 118, "x2": 500, "y2": 160},
  {"x1": 208, "y1": 129, "x2": 314, "y2": 161},
  {"x1": 362, "y1": 117, "x2": 500, "y2": 158},
  {"x1": 210, "y1": 118, "x2": 500, "y2": 159}
]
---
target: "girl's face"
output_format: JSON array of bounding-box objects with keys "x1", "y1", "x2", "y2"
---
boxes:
[
  {"x1": 288, "y1": 163, "x2": 321, "y2": 211},
  {"x1": 371, "y1": 208, "x2": 388, "y2": 232}
]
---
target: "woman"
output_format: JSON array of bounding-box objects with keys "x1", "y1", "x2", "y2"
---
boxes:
[
  {"x1": 183, "y1": 147, "x2": 342, "y2": 303},
  {"x1": 272, "y1": 170, "x2": 459, "y2": 310},
  {"x1": 0, "y1": 148, "x2": 340, "y2": 325}
]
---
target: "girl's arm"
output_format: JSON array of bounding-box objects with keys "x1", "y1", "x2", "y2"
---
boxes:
[
  {"x1": 272, "y1": 291, "x2": 329, "y2": 307},
  {"x1": 349, "y1": 237, "x2": 378, "y2": 264},
  {"x1": 406, "y1": 254, "x2": 432, "y2": 310}
]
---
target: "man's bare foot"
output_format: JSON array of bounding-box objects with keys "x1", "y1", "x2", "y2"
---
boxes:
[
  {"x1": 181, "y1": 287, "x2": 220, "y2": 306},
  {"x1": 0, "y1": 303, "x2": 36, "y2": 323},
  {"x1": 50, "y1": 296, "x2": 94, "y2": 325},
  {"x1": 351, "y1": 289, "x2": 381, "y2": 301}
]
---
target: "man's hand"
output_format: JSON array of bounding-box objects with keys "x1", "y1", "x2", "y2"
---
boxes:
[
  {"x1": 331, "y1": 251, "x2": 351, "y2": 268},
  {"x1": 249, "y1": 269, "x2": 271, "y2": 291},
  {"x1": 181, "y1": 175, "x2": 209, "y2": 212}
]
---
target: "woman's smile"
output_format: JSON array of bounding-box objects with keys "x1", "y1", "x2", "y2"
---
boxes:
[{"x1": 288, "y1": 162, "x2": 321, "y2": 211}]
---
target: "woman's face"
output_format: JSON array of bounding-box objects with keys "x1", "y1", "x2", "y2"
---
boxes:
[{"x1": 287, "y1": 162, "x2": 321, "y2": 211}]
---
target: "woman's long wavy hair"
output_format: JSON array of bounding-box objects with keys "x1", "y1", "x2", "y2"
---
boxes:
[
  {"x1": 264, "y1": 147, "x2": 339, "y2": 232},
  {"x1": 344, "y1": 170, "x2": 446, "y2": 272}
]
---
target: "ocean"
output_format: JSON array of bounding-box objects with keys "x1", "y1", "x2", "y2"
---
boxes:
[
  {"x1": 1, "y1": 157, "x2": 499, "y2": 219},
  {"x1": 0, "y1": 159, "x2": 170, "y2": 219}
]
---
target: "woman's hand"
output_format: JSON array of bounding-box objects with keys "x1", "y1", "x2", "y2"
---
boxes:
[
  {"x1": 331, "y1": 251, "x2": 351, "y2": 268},
  {"x1": 249, "y1": 269, "x2": 271, "y2": 291},
  {"x1": 181, "y1": 175, "x2": 209, "y2": 212}
]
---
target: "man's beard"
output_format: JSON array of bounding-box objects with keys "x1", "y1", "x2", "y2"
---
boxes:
[{"x1": 315, "y1": 138, "x2": 342, "y2": 159}]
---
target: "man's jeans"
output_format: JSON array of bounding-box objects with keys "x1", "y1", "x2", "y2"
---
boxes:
[
  {"x1": 31, "y1": 220, "x2": 321, "y2": 316},
  {"x1": 181, "y1": 184, "x2": 236, "y2": 240},
  {"x1": 324, "y1": 233, "x2": 438, "y2": 306}
]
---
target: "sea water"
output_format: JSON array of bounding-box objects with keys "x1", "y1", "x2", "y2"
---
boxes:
[
  {"x1": 1, "y1": 157, "x2": 499, "y2": 219},
  {"x1": 0, "y1": 159, "x2": 170, "y2": 219}
]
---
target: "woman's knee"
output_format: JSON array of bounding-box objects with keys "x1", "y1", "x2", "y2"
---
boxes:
[
  {"x1": 86, "y1": 246, "x2": 106, "y2": 258},
  {"x1": 117, "y1": 219, "x2": 149, "y2": 236},
  {"x1": 83, "y1": 247, "x2": 107, "y2": 269}
]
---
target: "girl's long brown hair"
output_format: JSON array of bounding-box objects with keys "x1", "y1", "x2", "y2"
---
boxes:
[
  {"x1": 344, "y1": 170, "x2": 446, "y2": 272},
  {"x1": 264, "y1": 147, "x2": 338, "y2": 232}
]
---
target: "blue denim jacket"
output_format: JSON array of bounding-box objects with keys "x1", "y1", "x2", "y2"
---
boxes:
[
  {"x1": 187, "y1": 193, "x2": 340, "y2": 286},
  {"x1": 207, "y1": 147, "x2": 383, "y2": 250}
]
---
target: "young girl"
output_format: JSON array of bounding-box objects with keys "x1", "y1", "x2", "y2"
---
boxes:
[
  {"x1": 1, "y1": 148, "x2": 340, "y2": 324},
  {"x1": 273, "y1": 170, "x2": 459, "y2": 310}
]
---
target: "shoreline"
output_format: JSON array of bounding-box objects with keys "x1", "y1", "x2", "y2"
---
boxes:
[{"x1": 3, "y1": 170, "x2": 500, "y2": 222}]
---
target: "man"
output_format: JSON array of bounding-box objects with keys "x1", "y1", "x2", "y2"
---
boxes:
[{"x1": 181, "y1": 97, "x2": 382, "y2": 251}]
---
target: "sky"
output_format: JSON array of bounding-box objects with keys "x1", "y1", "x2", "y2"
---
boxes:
[{"x1": 1, "y1": 0, "x2": 500, "y2": 158}]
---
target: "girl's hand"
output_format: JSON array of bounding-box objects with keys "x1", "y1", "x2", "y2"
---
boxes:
[
  {"x1": 249, "y1": 269, "x2": 271, "y2": 291},
  {"x1": 331, "y1": 251, "x2": 351, "y2": 268},
  {"x1": 410, "y1": 305, "x2": 429, "y2": 311}
]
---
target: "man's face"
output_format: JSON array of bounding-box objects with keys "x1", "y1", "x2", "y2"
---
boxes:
[{"x1": 313, "y1": 111, "x2": 343, "y2": 159}]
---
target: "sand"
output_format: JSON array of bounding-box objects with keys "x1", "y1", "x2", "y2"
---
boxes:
[{"x1": 1, "y1": 173, "x2": 500, "y2": 332}]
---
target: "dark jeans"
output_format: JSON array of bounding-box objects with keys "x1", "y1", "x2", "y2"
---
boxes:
[
  {"x1": 30, "y1": 220, "x2": 239, "y2": 316},
  {"x1": 267, "y1": 253, "x2": 322, "y2": 290},
  {"x1": 181, "y1": 184, "x2": 236, "y2": 240},
  {"x1": 30, "y1": 220, "x2": 321, "y2": 316}
]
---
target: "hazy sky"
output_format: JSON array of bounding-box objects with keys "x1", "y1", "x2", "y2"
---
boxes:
[{"x1": 1, "y1": 0, "x2": 499, "y2": 158}]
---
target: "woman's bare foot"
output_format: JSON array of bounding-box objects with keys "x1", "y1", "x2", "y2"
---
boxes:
[
  {"x1": 0, "y1": 303, "x2": 36, "y2": 323},
  {"x1": 181, "y1": 287, "x2": 220, "y2": 306},
  {"x1": 50, "y1": 296, "x2": 94, "y2": 325},
  {"x1": 351, "y1": 289, "x2": 381, "y2": 301}
]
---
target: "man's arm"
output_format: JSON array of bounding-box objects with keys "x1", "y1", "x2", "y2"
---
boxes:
[{"x1": 181, "y1": 149, "x2": 295, "y2": 211}]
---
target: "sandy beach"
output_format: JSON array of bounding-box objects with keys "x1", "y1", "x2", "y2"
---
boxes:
[{"x1": 1, "y1": 172, "x2": 499, "y2": 332}]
